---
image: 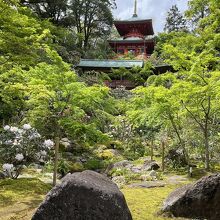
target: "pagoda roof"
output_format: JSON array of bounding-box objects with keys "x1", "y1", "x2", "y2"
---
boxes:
[
  {"x1": 77, "y1": 59, "x2": 144, "y2": 69},
  {"x1": 114, "y1": 18, "x2": 154, "y2": 36}
]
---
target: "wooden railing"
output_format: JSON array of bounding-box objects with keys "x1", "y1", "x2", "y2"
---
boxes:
[{"x1": 104, "y1": 80, "x2": 135, "y2": 89}]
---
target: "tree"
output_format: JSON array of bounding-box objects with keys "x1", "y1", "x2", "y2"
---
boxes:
[
  {"x1": 127, "y1": 73, "x2": 188, "y2": 163},
  {"x1": 185, "y1": 0, "x2": 210, "y2": 30},
  {"x1": 21, "y1": 0, "x2": 69, "y2": 25},
  {"x1": 23, "y1": 0, "x2": 116, "y2": 56},
  {"x1": 0, "y1": 0, "x2": 54, "y2": 70},
  {"x1": 164, "y1": 5, "x2": 188, "y2": 33},
  {"x1": 68, "y1": 0, "x2": 115, "y2": 53}
]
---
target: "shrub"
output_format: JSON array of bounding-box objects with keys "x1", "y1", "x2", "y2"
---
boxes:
[
  {"x1": 84, "y1": 158, "x2": 104, "y2": 170},
  {"x1": 0, "y1": 124, "x2": 54, "y2": 178}
]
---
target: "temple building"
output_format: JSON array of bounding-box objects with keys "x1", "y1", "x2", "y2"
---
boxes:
[
  {"x1": 108, "y1": 0, "x2": 155, "y2": 59},
  {"x1": 77, "y1": 0, "x2": 172, "y2": 88}
]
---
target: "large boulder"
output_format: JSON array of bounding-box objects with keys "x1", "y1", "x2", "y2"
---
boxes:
[
  {"x1": 163, "y1": 173, "x2": 220, "y2": 220},
  {"x1": 142, "y1": 160, "x2": 160, "y2": 171},
  {"x1": 32, "y1": 170, "x2": 132, "y2": 220},
  {"x1": 105, "y1": 160, "x2": 133, "y2": 175},
  {"x1": 165, "y1": 149, "x2": 187, "y2": 167}
]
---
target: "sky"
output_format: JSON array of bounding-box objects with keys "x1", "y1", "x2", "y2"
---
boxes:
[{"x1": 113, "y1": 0, "x2": 188, "y2": 34}]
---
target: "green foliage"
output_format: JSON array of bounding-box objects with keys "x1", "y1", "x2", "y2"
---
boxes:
[
  {"x1": 57, "y1": 159, "x2": 71, "y2": 176},
  {"x1": 84, "y1": 158, "x2": 104, "y2": 170},
  {"x1": 109, "y1": 62, "x2": 154, "y2": 86},
  {"x1": 69, "y1": 161, "x2": 84, "y2": 173},
  {"x1": 25, "y1": 0, "x2": 115, "y2": 56},
  {"x1": 0, "y1": 1, "x2": 56, "y2": 70}
]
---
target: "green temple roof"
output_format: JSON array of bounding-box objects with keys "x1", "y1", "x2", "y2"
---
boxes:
[{"x1": 77, "y1": 59, "x2": 144, "y2": 68}]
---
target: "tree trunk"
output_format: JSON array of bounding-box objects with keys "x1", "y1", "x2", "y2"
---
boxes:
[
  {"x1": 150, "y1": 140, "x2": 154, "y2": 161},
  {"x1": 168, "y1": 114, "x2": 188, "y2": 164},
  {"x1": 161, "y1": 141, "x2": 165, "y2": 172},
  {"x1": 204, "y1": 131, "x2": 210, "y2": 170},
  {"x1": 53, "y1": 137, "x2": 60, "y2": 186}
]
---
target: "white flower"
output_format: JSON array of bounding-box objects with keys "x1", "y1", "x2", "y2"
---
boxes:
[
  {"x1": 2, "y1": 163, "x2": 14, "y2": 171},
  {"x1": 35, "y1": 152, "x2": 41, "y2": 159},
  {"x1": 15, "y1": 153, "x2": 24, "y2": 161},
  {"x1": 17, "y1": 129, "x2": 24, "y2": 134},
  {"x1": 3, "y1": 125, "x2": 10, "y2": 131},
  {"x1": 40, "y1": 150, "x2": 47, "y2": 156},
  {"x1": 5, "y1": 140, "x2": 13, "y2": 145},
  {"x1": 10, "y1": 126, "x2": 18, "y2": 133},
  {"x1": 13, "y1": 140, "x2": 19, "y2": 146},
  {"x1": 43, "y1": 139, "x2": 54, "y2": 149},
  {"x1": 23, "y1": 124, "x2": 31, "y2": 130}
]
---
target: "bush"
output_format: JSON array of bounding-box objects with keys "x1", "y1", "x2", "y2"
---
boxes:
[
  {"x1": 69, "y1": 162, "x2": 84, "y2": 173},
  {"x1": 84, "y1": 158, "x2": 104, "y2": 170},
  {"x1": 0, "y1": 124, "x2": 54, "y2": 178}
]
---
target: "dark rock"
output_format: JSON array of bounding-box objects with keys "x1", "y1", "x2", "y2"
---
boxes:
[
  {"x1": 32, "y1": 170, "x2": 132, "y2": 220},
  {"x1": 0, "y1": 172, "x2": 7, "y2": 179},
  {"x1": 165, "y1": 149, "x2": 187, "y2": 167},
  {"x1": 163, "y1": 173, "x2": 220, "y2": 220},
  {"x1": 142, "y1": 160, "x2": 160, "y2": 171}
]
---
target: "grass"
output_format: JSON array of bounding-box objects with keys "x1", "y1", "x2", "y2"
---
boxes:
[
  {"x1": 0, "y1": 177, "x2": 191, "y2": 220},
  {"x1": 0, "y1": 178, "x2": 51, "y2": 220},
  {"x1": 122, "y1": 185, "x2": 186, "y2": 220}
]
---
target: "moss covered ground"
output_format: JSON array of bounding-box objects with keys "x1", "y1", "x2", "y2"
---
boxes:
[
  {"x1": 0, "y1": 176, "x2": 191, "y2": 220},
  {"x1": 0, "y1": 179, "x2": 51, "y2": 220},
  {"x1": 122, "y1": 185, "x2": 186, "y2": 220}
]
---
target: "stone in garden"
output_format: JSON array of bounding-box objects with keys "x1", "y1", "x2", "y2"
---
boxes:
[
  {"x1": 105, "y1": 160, "x2": 133, "y2": 175},
  {"x1": 131, "y1": 165, "x2": 142, "y2": 173},
  {"x1": 60, "y1": 137, "x2": 71, "y2": 148},
  {"x1": 0, "y1": 171, "x2": 6, "y2": 179},
  {"x1": 163, "y1": 173, "x2": 220, "y2": 220},
  {"x1": 32, "y1": 170, "x2": 132, "y2": 220},
  {"x1": 165, "y1": 149, "x2": 187, "y2": 167},
  {"x1": 142, "y1": 160, "x2": 160, "y2": 171},
  {"x1": 129, "y1": 182, "x2": 165, "y2": 189},
  {"x1": 149, "y1": 170, "x2": 157, "y2": 180},
  {"x1": 113, "y1": 160, "x2": 132, "y2": 169}
]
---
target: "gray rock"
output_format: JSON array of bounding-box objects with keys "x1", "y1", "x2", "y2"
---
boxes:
[
  {"x1": 29, "y1": 163, "x2": 43, "y2": 169},
  {"x1": 108, "y1": 149, "x2": 121, "y2": 157},
  {"x1": 60, "y1": 138, "x2": 71, "y2": 148},
  {"x1": 149, "y1": 170, "x2": 157, "y2": 177},
  {"x1": 113, "y1": 160, "x2": 132, "y2": 169},
  {"x1": 128, "y1": 182, "x2": 165, "y2": 189},
  {"x1": 142, "y1": 160, "x2": 160, "y2": 171},
  {"x1": 130, "y1": 165, "x2": 142, "y2": 173},
  {"x1": 32, "y1": 170, "x2": 132, "y2": 220},
  {"x1": 0, "y1": 171, "x2": 7, "y2": 179},
  {"x1": 163, "y1": 173, "x2": 220, "y2": 220},
  {"x1": 105, "y1": 160, "x2": 133, "y2": 175}
]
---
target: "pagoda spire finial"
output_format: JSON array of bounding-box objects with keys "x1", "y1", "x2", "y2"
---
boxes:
[{"x1": 133, "y1": 0, "x2": 138, "y2": 17}]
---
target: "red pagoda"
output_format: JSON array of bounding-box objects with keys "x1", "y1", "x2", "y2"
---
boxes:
[{"x1": 108, "y1": 0, "x2": 155, "y2": 59}]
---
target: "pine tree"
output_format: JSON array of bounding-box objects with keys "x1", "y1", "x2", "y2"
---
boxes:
[{"x1": 164, "y1": 5, "x2": 187, "y2": 33}]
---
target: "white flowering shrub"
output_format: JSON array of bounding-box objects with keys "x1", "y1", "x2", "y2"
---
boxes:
[{"x1": 0, "y1": 124, "x2": 54, "y2": 179}]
